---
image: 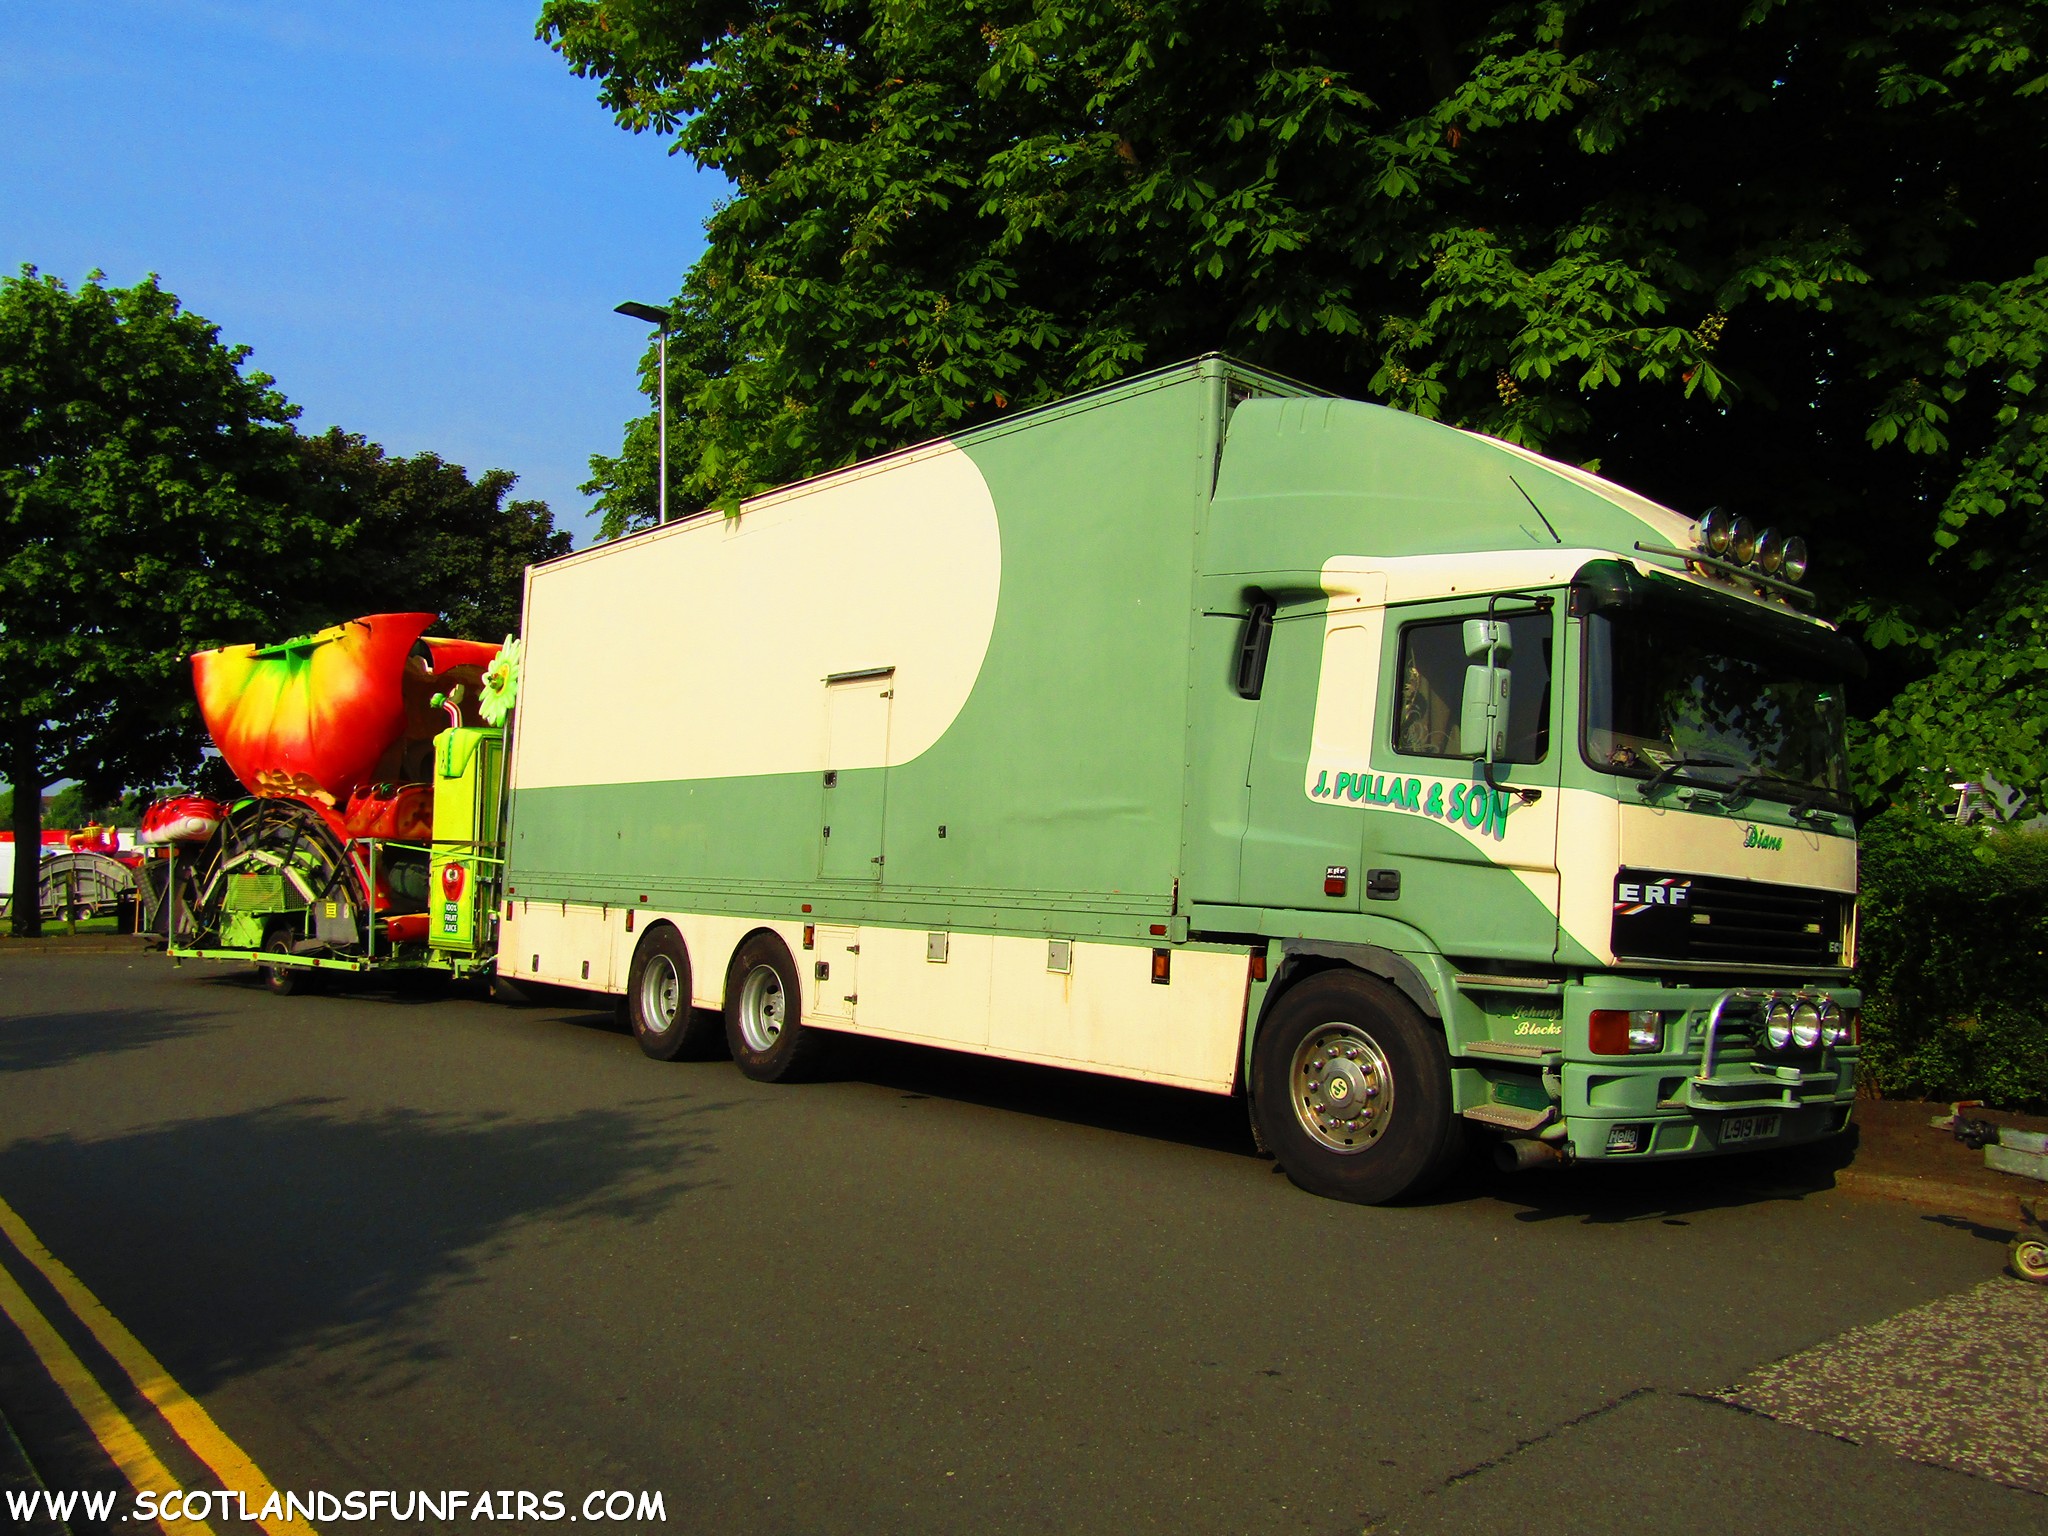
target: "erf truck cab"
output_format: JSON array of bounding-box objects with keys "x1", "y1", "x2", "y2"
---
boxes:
[{"x1": 163, "y1": 356, "x2": 1860, "y2": 1205}]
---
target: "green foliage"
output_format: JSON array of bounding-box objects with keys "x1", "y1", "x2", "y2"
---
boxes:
[
  {"x1": 1850, "y1": 564, "x2": 2048, "y2": 808},
  {"x1": 542, "y1": 0, "x2": 2048, "y2": 732},
  {"x1": 294, "y1": 429, "x2": 573, "y2": 640},
  {"x1": 42, "y1": 784, "x2": 151, "y2": 829},
  {"x1": 1855, "y1": 807, "x2": 2048, "y2": 1108},
  {"x1": 0, "y1": 266, "x2": 331, "y2": 932},
  {"x1": 44, "y1": 784, "x2": 89, "y2": 830}
]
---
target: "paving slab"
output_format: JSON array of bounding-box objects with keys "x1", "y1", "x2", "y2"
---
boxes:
[
  {"x1": 1378, "y1": 1388, "x2": 2039, "y2": 1535},
  {"x1": 1722, "y1": 1276, "x2": 2048, "y2": 1495}
]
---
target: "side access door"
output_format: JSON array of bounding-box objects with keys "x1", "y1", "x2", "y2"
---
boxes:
[{"x1": 819, "y1": 668, "x2": 894, "y2": 881}]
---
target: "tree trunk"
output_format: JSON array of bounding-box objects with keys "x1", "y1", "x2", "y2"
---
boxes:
[{"x1": 9, "y1": 745, "x2": 44, "y2": 939}]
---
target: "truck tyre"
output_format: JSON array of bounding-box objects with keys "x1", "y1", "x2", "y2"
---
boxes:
[
  {"x1": 724, "y1": 932, "x2": 830, "y2": 1082},
  {"x1": 627, "y1": 926, "x2": 723, "y2": 1061},
  {"x1": 1252, "y1": 969, "x2": 1461, "y2": 1204},
  {"x1": 260, "y1": 925, "x2": 308, "y2": 997}
]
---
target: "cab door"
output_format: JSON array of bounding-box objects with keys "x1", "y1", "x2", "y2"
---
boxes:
[{"x1": 1351, "y1": 599, "x2": 1564, "y2": 966}]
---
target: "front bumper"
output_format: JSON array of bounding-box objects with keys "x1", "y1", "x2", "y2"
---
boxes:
[{"x1": 1557, "y1": 978, "x2": 1859, "y2": 1162}]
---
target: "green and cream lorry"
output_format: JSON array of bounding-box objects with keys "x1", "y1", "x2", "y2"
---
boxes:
[
  {"x1": 498, "y1": 354, "x2": 1861, "y2": 1202},
  {"x1": 158, "y1": 354, "x2": 1861, "y2": 1203}
]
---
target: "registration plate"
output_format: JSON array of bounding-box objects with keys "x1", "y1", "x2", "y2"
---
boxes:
[{"x1": 1720, "y1": 1113, "x2": 1781, "y2": 1145}]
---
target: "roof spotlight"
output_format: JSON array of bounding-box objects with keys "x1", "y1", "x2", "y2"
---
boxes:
[
  {"x1": 1782, "y1": 535, "x2": 1809, "y2": 583},
  {"x1": 1698, "y1": 507, "x2": 1735, "y2": 557},
  {"x1": 1754, "y1": 528, "x2": 1786, "y2": 576},
  {"x1": 1730, "y1": 516, "x2": 1758, "y2": 566}
]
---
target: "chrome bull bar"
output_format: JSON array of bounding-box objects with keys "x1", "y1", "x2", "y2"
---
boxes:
[{"x1": 1669, "y1": 987, "x2": 1845, "y2": 1114}]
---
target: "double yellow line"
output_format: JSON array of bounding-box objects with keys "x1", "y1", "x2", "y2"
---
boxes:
[{"x1": 0, "y1": 1195, "x2": 312, "y2": 1533}]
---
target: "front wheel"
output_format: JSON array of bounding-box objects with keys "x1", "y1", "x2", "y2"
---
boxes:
[
  {"x1": 627, "y1": 926, "x2": 723, "y2": 1061},
  {"x1": 1251, "y1": 969, "x2": 1462, "y2": 1204},
  {"x1": 723, "y1": 932, "x2": 831, "y2": 1082}
]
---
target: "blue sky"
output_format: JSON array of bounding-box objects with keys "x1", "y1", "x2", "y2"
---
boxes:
[{"x1": 0, "y1": 1, "x2": 719, "y2": 541}]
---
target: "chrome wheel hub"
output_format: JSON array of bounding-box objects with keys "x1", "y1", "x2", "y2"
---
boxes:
[
  {"x1": 1290, "y1": 1023, "x2": 1394, "y2": 1153},
  {"x1": 738, "y1": 964, "x2": 786, "y2": 1053},
  {"x1": 640, "y1": 954, "x2": 681, "y2": 1031}
]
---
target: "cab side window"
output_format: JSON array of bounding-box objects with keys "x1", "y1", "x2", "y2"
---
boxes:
[{"x1": 1394, "y1": 612, "x2": 1553, "y2": 763}]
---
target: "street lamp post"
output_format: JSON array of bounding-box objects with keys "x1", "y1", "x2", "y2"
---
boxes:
[{"x1": 614, "y1": 302, "x2": 672, "y2": 523}]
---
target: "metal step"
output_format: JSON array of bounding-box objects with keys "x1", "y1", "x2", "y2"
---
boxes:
[
  {"x1": 1454, "y1": 973, "x2": 1561, "y2": 993},
  {"x1": 1462, "y1": 1102, "x2": 1556, "y2": 1133},
  {"x1": 1462, "y1": 1040, "x2": 1559, "y2": 1063}
]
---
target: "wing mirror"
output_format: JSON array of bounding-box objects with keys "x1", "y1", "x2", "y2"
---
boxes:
[{"x1": 1460, "y1": 618, "x2": 1512, "y2": 763}]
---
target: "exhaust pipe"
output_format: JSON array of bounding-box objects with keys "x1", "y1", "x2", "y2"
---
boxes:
[{"x1": 1494, "y1": 1137, "x2": 1567, "y2": 1172}]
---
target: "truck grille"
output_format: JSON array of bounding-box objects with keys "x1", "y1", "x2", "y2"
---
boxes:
[{"x1": 1611, "y1": 868, "x2": 1849, "y2": 969}]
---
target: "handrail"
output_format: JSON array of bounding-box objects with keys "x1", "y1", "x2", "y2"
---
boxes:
[{"x1": 1631, "y1": 541, "x2": 1816, "y2": 604}]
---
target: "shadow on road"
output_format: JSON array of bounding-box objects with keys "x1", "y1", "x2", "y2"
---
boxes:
[
  {"x1": 0, "y1": 1090, "x2": 723, "y2": 1396},
  {"x1": 474, "y1": 995, "x2": 1262, "y2": 1158},
  {"x1": 824, "y1": 1034, "x2": 1259, "y2": 1157},
  {"x1": 1460, "y1": 1128, "x2": 1859, "y2": 1223},
  {"x1": 190, "y1": 967, "x2": 486, "y2": 1008},
  {"x1": 724, "y1": 1025, "x2": 1870, "y2": 1224},
  {"x1": 0, "y1": 1005, "x2": 218, "y2": 1075}
]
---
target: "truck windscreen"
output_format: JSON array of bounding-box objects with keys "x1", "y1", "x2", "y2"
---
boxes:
[{"x1": 1582, "y1": 607, "x2": 1851, "y2": 807}]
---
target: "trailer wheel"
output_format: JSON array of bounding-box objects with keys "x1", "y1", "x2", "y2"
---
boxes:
[
  {"x1": 259, "y1": 925, "x2": 309, "y2": 997},
  {"x1": 724, "y1": 932, "x2": 829, "y2": 1082},
  {"x1": 1252, "y1": 969, "x2": 1461, "y2": 1204},
  {"x1": 2011, "y1": 1234, "x2": 2048, "y2": 1285},
  {"x1": 627, "y1": 926, "x2": 723, "y2": 1061}
]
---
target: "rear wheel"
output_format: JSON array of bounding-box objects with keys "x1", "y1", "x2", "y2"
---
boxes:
[
  {"x1": 627, "y1": 926, "x2": 723, "y2": 1060},
  {"x1": 1252, "y1": 969, "x2": 1462, "y2": 1204},
  {"x1": 723, "y1": 932, "x2": 831, "y2": 1082},
  {"x1": 259, "y1": 925, "x2": 309, "y2": 997}
]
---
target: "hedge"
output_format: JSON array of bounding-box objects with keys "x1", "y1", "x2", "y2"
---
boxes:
[{"x1": 1854, "y1": 807, "x2": 2048, "y2": 1109}]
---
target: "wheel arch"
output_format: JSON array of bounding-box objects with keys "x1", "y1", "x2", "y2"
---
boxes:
[
  {"x1": 625, "y1": 916, "x2": 690, "y2": 983},
  {"x1": 1241, "y1": 939, "x2": 1448, "y2": 1097},
  {"x1": 628, "y1": 914, "x2": 686, "y2": 952},
  {"x1": 722, "y1": 924, "x2": 799, "y2": 1014}
]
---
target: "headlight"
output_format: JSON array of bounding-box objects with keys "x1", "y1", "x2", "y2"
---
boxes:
[
  {"x1": 1781, "y1": 535, "x2": 1809, "y2": 583},
  {"x1": 1791, "y1": 998, "x2": 1822, "y2": 1049},
  {"x1": 1590, "y1": 1009, "x2": 1665, "y2": 1054}
]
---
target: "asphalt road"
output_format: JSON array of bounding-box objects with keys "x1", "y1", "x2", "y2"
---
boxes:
[{"x1": 0, "y1": 953, "x2": 2040, "y2": 1534}]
